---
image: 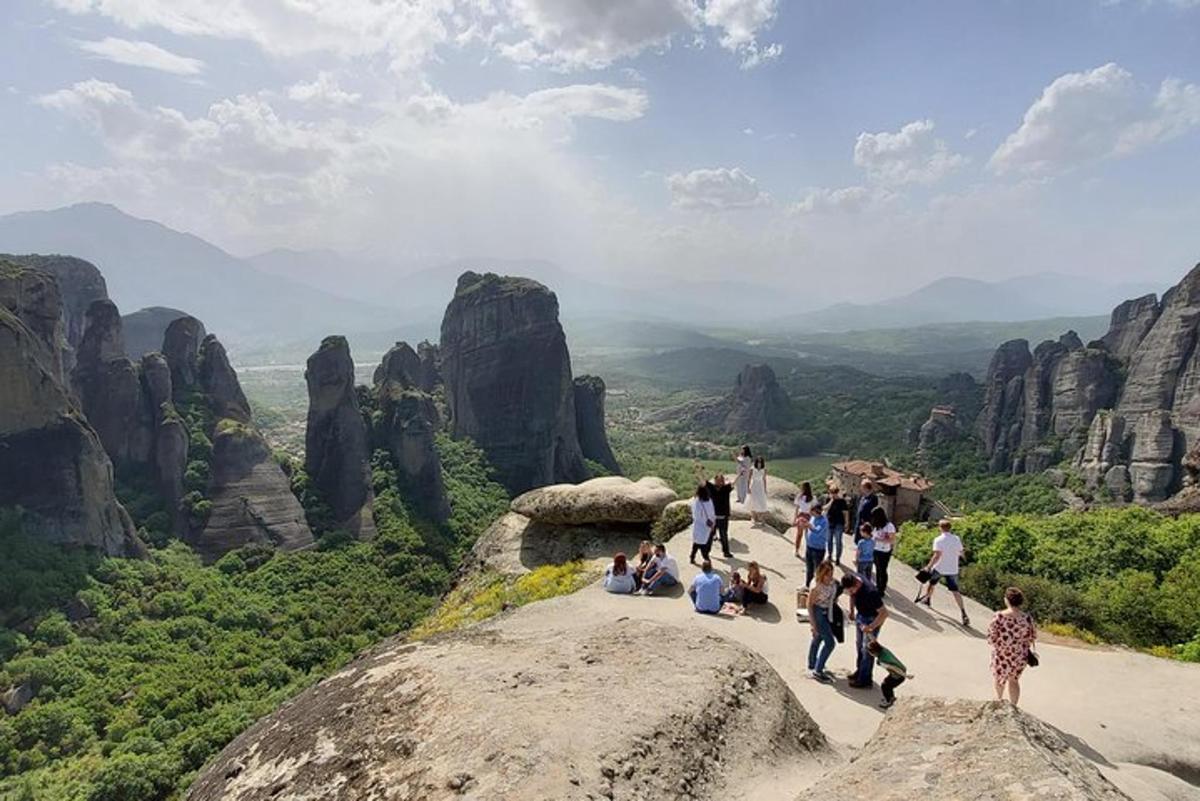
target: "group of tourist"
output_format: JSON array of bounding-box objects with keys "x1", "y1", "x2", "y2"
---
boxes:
[{"x1": 602, "y1": 447, "x2": 1040, "y2": 710}]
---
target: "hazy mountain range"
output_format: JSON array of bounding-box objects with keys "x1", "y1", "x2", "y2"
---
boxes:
[{"x1": 0, "y1": 203, "x2": 1160, "y2": 351}]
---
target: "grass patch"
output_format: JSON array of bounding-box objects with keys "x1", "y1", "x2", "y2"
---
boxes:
[{"x1": 410, "y1": 562, "x2": 597, "y2": 640}]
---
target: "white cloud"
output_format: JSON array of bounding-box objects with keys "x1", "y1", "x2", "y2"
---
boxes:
[
  {"x1": 666, "y1": 166, "x2": 770, "y2": 211},
  {"x1": 990, "y1": 63, "x2": 1200, "y2": 175},
  {"x1": 790, "y1": 185, "x2": 893, "y2": 215},
  {"x1": 287, "y1": 72, "x2": 361, "y2": 107},
  {"x1": 75, "y1": 36, "x2": 204, "y2": 75},
  {"x1": 853, "y1": 119, "x2": 967, "y2": 185},
  {"x1": 703, "y1": 0, "x2": 782, "y2": 67}
]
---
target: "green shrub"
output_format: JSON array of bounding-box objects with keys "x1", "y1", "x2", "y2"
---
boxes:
[{"x1": 651, "y1": 503, "x2": 691, "y2": 541}]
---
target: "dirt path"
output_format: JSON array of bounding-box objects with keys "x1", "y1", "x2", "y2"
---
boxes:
[{"x1": 508, "y1": 518, "x2": 1200, "y2": 801}]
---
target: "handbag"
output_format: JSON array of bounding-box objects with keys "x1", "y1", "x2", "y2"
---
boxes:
[
  {"x1": 831, "y1": 604, "x2": 845, "y2": 643},
  {"x1": 915, "y1": 569, "x2": 933, "y2": 584},
  {"x1": 1024, "y1": 613, "x2": 1039, "y2": 667}
]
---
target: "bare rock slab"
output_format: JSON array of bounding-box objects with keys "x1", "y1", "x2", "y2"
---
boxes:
[{"x1": 511, "y1": 476, "x2": 677, "y2": 526}]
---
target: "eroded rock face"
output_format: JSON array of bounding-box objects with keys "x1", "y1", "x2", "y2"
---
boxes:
[
  {"x1": 162, "y1": 315, "x2": 206, "y2": 396},
  {"x1": 796, "y1": 698, "x2": 1129, "y2": 801},
  {"x1": 376, "y1": 383, "x2": 450, "y2": 523},
  {"x1": 723, "y1": 363, "x2": 791, "y2": 434},
  {"x1": 511, "y1": 476, "x2": 676, "y2": 526},
  {"x1": 918, "y1": 406, "x2": 960, "y2": 456},
  {"x1": 1101, "y1": 294, "x2": 1160, "y2": 363},
  {"x1": 977, "y1": 339, "x2": 1032, "y2": 473},
  {"x1": 0, "y1": 289, "x2": 142, "y2": 557},
  {"x1": 1119, "y1": 266, "x2": 1200, "y2": 417},
  {"x1": 440, "y1": 271, "x2": 587, "y2": 494},
  {"x1": 572, "y1": 375, "x2": 619, "y2": 473},
  {"x1": 305, "y1": 336, "x2": 375, "y2": 538},
  {"x1": 186, "y1": 617, "x2": 828, "y2": 801},
  {"x1": 198, "y1": 334, "x2": 251, "y2": 423},
  {"x1": 71, "y1": 300, "x2": 150, "y2": 466},
  {"x1": 0, "y1": 259, "x2": 69, "y2": 381},
  {"x1": 1129, "y1": 411, "x2": 1179, "y2": 502},
  {"x1": 1, "y1": 254, "x2": 108, "y2": 371},
  {"x1": 373, "y1": 340, "x2": 422, "y2": 387},
  {"x1": 416, "y1": 340, "x2": 441, "y2": 392},
  {"x1": 191, "y1": 422, "x2": 313, "y2": 562}
]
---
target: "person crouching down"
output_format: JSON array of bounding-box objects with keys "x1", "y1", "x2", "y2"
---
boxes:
[
  {"x1": 689, "y1": 560, "x2": 725, "y2": 614},
  {"x1": 866, "y1": 639, "x2": 911, "y2": 709}
]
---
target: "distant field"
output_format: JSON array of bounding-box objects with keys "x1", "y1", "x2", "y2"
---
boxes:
[{"x1": 682, "y1": 455, "x2": 836, "y2": 486}]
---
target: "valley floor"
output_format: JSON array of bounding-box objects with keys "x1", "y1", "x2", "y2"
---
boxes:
[{"x1": 511, "y1": 517, "x2": 1200, "y2": 801}]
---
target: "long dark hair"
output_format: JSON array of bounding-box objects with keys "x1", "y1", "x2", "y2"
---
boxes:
[
  {"x1": 612, "y1": 553, "x2": 628, "y2": 575},
  {"x1": 869, "y1": 506, "x2": 890, "y2": 529},
  {"x1": 753, "y1": 456, "x2": 765, "y2": 469},
  {"x1": 741, "y1": 445, "x2": 752, "y2": 458},
  {"x1": 696, "y1": 484, "x2": 711, "y2": 501},
  {"x1": 800, "y1": 481, "x2": 813, "y2": 503}
]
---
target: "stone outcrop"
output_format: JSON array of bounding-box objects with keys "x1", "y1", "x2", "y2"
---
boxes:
[
  {"x1": 373, "y1": 340, "x2": 422, "y2": 388},
  {"x1": 1, "y1": 254, "x2": 108, "y2": 371},
  {"x1": 980, "y1": 264, "x2": 1200, "y2": 505},
  {"x1": 0, "y1": 263, "x2": 142, "y2": 557},
  {"x1": 198, "y1": 334, "x2": 251, "y2": 423},
  {"x1": 416, "y1": 340, "x2": 441, "y2": 392},
  {"x1": 375, "y1": 381, "x2": 451, "y2": 523},
  {"x1": 511, "y1": 476, "x2": 676, "y2": 526},
  {"x1": 162, "y1": 315, "x2": 206, "y2": 396},
  {"x1": 917, "y1": 405, "x2": 960, "y2": 456},
  {"x1": 797, "y1": 698, "x2": 1129, "y2": 801},
  {"x1": 440, "y1": 271, "x2": 587, "y2": 494},
  {"x1": 190, "y1": 420, "x2": 314, "y2": 562},
  {"x1": 304, "y1": 336, "x2": 375, "y2": 538},
  {"x1": 721, "y1": 363, "x2": 791, "y2": 434},
  {"x1": 572, "y1": 375, "x2": 619, "y2": 473},
  {"x1": 0, "y1": 259, "x2": 69, "y2": 382},
  {"x1": 187, "y1": 616, "x2": 827, "y2": 801},
  {"x1": 121, "y1": 306, "x2": 189, "y2": 359}
]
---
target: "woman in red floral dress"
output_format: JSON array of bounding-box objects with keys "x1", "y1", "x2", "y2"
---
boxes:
[{"x1": 987, "y1": 586, "x2": 1037, "y2": 706}]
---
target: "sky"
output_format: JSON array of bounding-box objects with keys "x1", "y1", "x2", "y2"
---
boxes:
[{"x1": 1, "y1": 0, "x2": 1198, "y2": 296}]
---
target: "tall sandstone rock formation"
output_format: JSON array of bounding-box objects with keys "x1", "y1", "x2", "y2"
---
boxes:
[
  {"x1": 0, "y1": 261, "x2": 142, "y2": 556},
  {"x1": 979, "y1": 263, "x2": 1200, "y2": 503},
  {"x1": 304, "y1": 336, "x2": 376, "y2": 538},
  {"x1": 1, "y1": 253, "x2": 108, "y2": 372},
  {"x1": 722, "y1": 363, "x2": 792, "y2": 435},
  {"x1": 572, "y1": 375, "x2": 620, "y2": 473},
  {"x1": 440, "y1": 272, "x2": 587, "y2": 494}
]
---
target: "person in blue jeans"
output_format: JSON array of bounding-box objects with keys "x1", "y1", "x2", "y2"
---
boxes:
[
  {"x1": 805, "y1": 560, "x2": 839, "y2": 682},
  {"x1": 640, "y1": 544, "x2": 680, "y2": 595},
  {"x1": 825, "y1": 486, "x2": 850, "y2": 563},
  {"x1": 798, "y1": 504, "x2": 829, "y2": 588},
  {"x1": 841, "y1": 573, "x2": 888, "y2": 688},
  {"x1": 854, "y1": 523, "x2": 875, "y2": 580}
]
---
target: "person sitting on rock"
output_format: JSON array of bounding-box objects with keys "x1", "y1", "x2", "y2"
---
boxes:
[
  {"x1": 640, "y1": 543, "x2": 680, "y2": 595},
  {"x1": 688, "y1": 559, "x2": 725, "y2": 614},
  {"x1": 722, "y1": 569, "x2": 746, "y2": 606},
  {"x1": 854, "y1": 523, "x2": 875, "y2": 580},
  {"x1": 866, "y1": 639, "x2": 911, "y2": 709},
  {"x1": 742, "y1": 561, "x2": 770, "y2": 607},
  {"x1": 632, "y1": 540, "x2": 655, "y2": 591},
  {"x1": 603, "y1": 552, "x2": 636, "y2": 594}
]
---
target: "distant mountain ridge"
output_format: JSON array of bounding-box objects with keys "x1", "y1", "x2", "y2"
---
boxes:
[{"x1": 0, "y1": 204, "x2": 399, "y2": 345}]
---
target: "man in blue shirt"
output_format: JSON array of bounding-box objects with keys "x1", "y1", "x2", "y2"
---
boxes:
[
  {"x1": 688, "y1": 560, "x2": 725, "y2": 614},
  {"x1": 802, "y1": 504, "x2": 830, "y2": 588}
]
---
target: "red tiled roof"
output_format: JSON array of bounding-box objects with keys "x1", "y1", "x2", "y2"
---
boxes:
[{"x1": 832, "y1": 460, "x2": 934, "y2": 492}]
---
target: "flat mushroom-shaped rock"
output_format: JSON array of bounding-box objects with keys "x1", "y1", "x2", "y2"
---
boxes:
[{"x1": 511, "y1": 476, "x2": 677, "y2": 526}]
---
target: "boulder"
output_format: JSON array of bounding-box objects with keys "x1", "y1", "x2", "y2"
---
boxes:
[
  {"x1": 198, "y1": 335, "x2": 251, "y2": 423},
  {"x1": 1, "y1": 681, "x2": 36, "y2": 716},
  {"x1": 186, "y1": 617, "x2": 828, "y2": 801},
  {"x1": 162, "y1": 315, "x2": 206, "y2": 396},
  {"x1": 1101, "y1": 293, "x2": 1160, "y2": 363},
  {"x1": 0, "y1": 303, "x2": 142, "y2": 557},
  {"x1": 796, "y1": 698, "x2": 1129, "y2": 801},
  {"x1": 304, "y1": 336, "x2": 375, "y2": 538},
  {"x1": 467, "y1": 511, "x2": 652, "y2": 576},
  {"x1": 440, "y1": 271, "x2": 587, "y2": 494},
  {"x1": 722, "y1": 363, "x2": 791, "y2": 434},
  {"x1": 190, "y1": 420, "x2": 313, "y2": 562},
  {"x1": 511, "y1": 476, "x2": 676, "y2": 526},
  {"x1": 572, "y1": 375, "x2": 620, "y2": 473},
  {"x1": 1104, "y1": 465, "x2": 1132, "y2": 502},
  {"x1": 376, "y1": 383, "x2": 450, "y2": 523},
  {"x1": 121, "y1": 306, "x2": 190, "y2": 360}
]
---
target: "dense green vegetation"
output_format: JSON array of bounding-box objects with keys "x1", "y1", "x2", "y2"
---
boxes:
[
  {"x1": 916, "y1": 441, "x2": 1066, "y2": 516},
  {"x1": 0, "y1": 435, "x2": 509, "y2": 801},
  {"x1": 895, "y1": 508, "x2": 1200, "y2": 659}
]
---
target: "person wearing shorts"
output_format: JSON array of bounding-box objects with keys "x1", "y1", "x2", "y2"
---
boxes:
[{"x1": 916, "y1": 520, "x2": 969, "y2": 626}]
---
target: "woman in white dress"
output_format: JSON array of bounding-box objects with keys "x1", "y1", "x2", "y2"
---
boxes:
[
  {"x1": 734, "y1": 446, "x2": 752, "y2": 504},
  {"x1": 748, "y1": 456, "x2": 769, "y2": 524}
]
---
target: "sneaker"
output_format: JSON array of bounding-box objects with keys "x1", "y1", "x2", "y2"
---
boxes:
[
  {"x1": 723, "y1": 552, "x2": 734, "y2": 558},
  {"x1": 878, "y1": 698, "x2": 894, "y2": 709},
  {"x1": 806, "y1": 669, "x2": 819, "y2": 680},
  {"x1": 920, "y1": 596, "x2": 931, "y2": 607},
  {"x1": 815, "y1": 671, "x2": 834, "y2": 684},
  {"x1": 846, "y1": 679, "x2": 872, "y2": 689},
  {"x1": 961, "y1": 612, "x2": 971, "y2": 626}
]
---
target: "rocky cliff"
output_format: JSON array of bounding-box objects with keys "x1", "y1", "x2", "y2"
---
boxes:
[
  {"x1": 722, "y1": 363, "x2": 791, "y2": 434},
  {"x1": 162, "y1": 315, "x2": 207, "y2": 396},
  {"x1": 572, "y1": 375, "x2": 620, "y2": 473},
  {"x1": 440, "y1": 272, "x2": 587, "y2": 494},
  {"x1": 0, "y1": 253, "x2": 108, "y2": 372},
  {"x1": 979, "y1": 263, "x2": 1200, "y2": 503},
  {"x1": 304, "y1": 336, "x2": 376, "y2": 538},
  {"x1": 375, "y1": 381, "x2": 451, "y2": 523},
  {"x1": 0, "y1": 261, "x2": 142, "y2": 556},
  {"x1": 121, "y1": 306, "x2": 190, "y2": 359}
]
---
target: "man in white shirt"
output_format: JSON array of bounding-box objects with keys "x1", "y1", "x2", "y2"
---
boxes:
[
  {"x1": 916, "y1": 520, "x2": 969, "y2": 626},
  {"x1": 641, "y1": 543, "x2": 680, "y2": 595}
]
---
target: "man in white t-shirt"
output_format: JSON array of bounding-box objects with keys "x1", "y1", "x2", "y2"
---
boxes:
[
  {"x1": 641, "y1": 543, "x2": 681, "y2": 595},
  {"x1": 916, "y1": 520, "x2": 969, "y2": 626}
]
